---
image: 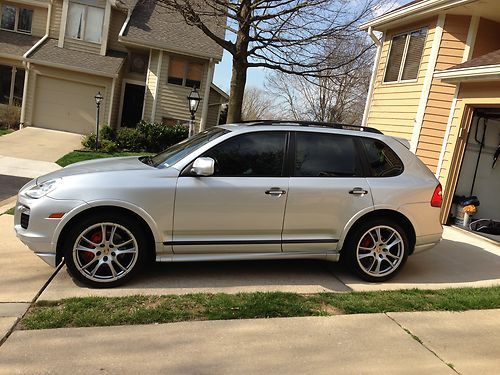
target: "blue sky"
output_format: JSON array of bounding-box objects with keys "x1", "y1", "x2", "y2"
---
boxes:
[{"x1": 212, "y1": 0, "x2": 411, "y2": 94}]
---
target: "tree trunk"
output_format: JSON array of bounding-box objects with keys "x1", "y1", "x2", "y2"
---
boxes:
[{"x1": 227, "y1": 57, "x2": 247, "y2": 123}]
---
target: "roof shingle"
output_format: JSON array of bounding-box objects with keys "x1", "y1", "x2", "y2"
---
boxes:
[
  {"x1": 28, "y1": 38, "x2": 126, "y2": 76},
  {"x1": 122, "y1": 1, "x2": 224, "y2": 60},
  {"x1": 0, "y1": 30, "x2": 40, "y2": 57},
  {"x1": 447, "y1": 48, "x2": 500, "y2": 70}
]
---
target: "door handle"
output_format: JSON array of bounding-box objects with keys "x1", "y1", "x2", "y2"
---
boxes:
[
  {"x1": 349, "y1": 187, "x2": 368, "y2": 196},
  {"x1": 265, "y1": 188, "x2": 286, "y2": 197}
]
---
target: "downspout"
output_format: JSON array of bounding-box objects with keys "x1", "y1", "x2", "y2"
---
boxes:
[
  {"x1": 362, "y1": 27, "x2": 383, "y2": 127},
  {"x1": 199, "y1": 58, "x2": 215, "y2": 132},
  {"x1": 20, "y1": 0, "x2": 52, "y2": 128}
]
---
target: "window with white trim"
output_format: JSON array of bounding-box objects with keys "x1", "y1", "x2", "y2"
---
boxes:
[
  {"x1": 384, "y1": 28, "x2": 427, "y2": 83},
  {"x1": 66, "y1": 2, "x2": 104, "y2": 43},
  {"x1": 0, "y1": 4, "x2": 33, "y2": 34},
  {"x1": 167, "y1": 57, "x2": 203, "y2": 89}
]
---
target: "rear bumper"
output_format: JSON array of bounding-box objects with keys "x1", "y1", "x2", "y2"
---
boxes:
[{"x1": 413, "y1": 233, "x2": 442, "y2": 254}]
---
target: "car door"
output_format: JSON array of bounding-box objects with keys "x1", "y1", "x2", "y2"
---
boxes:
[
  {"x1": 172, "y1": 131, "x2": 289, "y2": 254},
  {"x1": 282, "y1": 131, "x2": 374, "y2": 252}
]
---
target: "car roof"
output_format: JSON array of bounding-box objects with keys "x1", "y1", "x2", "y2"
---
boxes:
[{"x1": 220, "y1": 120, "x2": 383, "y2": 134}]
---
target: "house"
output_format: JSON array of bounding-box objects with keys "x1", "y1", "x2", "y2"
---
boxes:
[
  {"x1": 361, "y1": 0, "x2": 500, "y2": 227},
  {"x1": 0, "y1": 0, "x2": 227, "y2": 134}
]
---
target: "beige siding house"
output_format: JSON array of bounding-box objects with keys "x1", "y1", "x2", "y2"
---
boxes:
[
  {"x1": 1, "y1": 0, "x2": 226, "y2": 135},
  {"x1": 362, "y1": 0, "x2": 500, "y2": 227}
]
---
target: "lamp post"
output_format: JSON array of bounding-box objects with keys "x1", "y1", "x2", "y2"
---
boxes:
[
  {"x1": 94, "y1": 91, "x2": 103, "y2": 150},
  {"x1": 187, "y1": 87, "x2": 201, "y2": 137}
]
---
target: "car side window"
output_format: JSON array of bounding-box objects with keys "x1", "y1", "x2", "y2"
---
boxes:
[
  {"x1": 361, "y1": 138, "x2": 404, "y2": 177},
  {"x1": 294, "y1": 132, "x2": 362, "y2": 177},
  {"x1": 202, "y1": 132, "x2": 286, "y2": 177}
]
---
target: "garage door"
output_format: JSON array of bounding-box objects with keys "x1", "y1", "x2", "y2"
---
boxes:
[{"x1": 33, "y1": 76, "x2": 104, "y2": 134}]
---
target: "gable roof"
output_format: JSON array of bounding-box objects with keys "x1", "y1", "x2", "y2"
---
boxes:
[
  {"x1": 27, "y1": 38, "x2": 126, "y2": 77},
  {"x1": 120, "y1": 1, "x2": 224, "y2": 61}
]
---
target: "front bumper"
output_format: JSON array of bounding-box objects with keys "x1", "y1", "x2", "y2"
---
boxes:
[{"x1": 14, "y1": 194, "x2": 88, "y2": 267}]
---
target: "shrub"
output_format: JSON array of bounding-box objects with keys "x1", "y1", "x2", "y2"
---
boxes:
[
  {"x1": 100, "y1": 125, "x2": 116, "y2": 141},
  {"x1": 116, "y1": 127, "x2": 145, "y2": 151},
  {"x1": 99, "y1": 139, "x2": 118, "y2": 153},
  {"x1": 0, "y1": 105, "x2": 21, "y2": 129},
  {"x1": 82, "y1": 133, "x2": 97, "y2": 149},
  {"x1": 137, "y1": 121, "x2": 188, "y2": 153}
]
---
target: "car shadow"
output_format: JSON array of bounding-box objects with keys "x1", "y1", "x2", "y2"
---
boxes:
[{"x1": 335, "y1": 238, "x2": 500, "y2": 290}]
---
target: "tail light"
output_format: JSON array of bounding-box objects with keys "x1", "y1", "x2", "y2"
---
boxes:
[{"x1": 431, "y1": 184, "x2": 442, "y2": 208}]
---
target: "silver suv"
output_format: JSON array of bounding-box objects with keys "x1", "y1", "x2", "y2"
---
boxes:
[{"x1": 14, "y1": 122, "x2": 443, "y2": 287}]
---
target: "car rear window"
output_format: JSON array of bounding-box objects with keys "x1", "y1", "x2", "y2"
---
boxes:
[
  {"x1": 294, "y1": 132, "x2": 362, "y2": 177},
  {"x1": 361, "y1": 138, "x2": 404, "y2": 177}
]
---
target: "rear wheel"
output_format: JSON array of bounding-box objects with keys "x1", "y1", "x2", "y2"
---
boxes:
[
  {"x1": 345, "y1": 219, "x2": 409, "y2": 282},
  {"x1": 63, "y1": 214, "x2": 148, "y2": 288}
]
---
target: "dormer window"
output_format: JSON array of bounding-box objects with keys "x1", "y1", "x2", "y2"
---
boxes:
[
  {"x1": 384, "y1": 28, "x2": 427, "y2": 83},
  {"x1": 1, "y1": 5, "x2": 33, "y2": 34},
  {"x1": 66, "y1": 3, "x2": 104, "y2": 43}
]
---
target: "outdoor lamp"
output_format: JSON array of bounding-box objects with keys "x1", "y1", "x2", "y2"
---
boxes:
[
  {"x1": 94, "y1": 91, "x2": 103, "y2": 150},
  {"x1": 187, "y1": 87, "x2": 202, "y2": 137}
]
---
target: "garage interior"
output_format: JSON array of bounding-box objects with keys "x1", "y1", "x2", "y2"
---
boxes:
[{"x1": 451, "y1": 108, "x2": 500, "y2": 242}]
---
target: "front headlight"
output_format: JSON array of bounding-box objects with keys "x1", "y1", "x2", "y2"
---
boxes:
[{"x1": 25, "y1": 178, "x2": 61, "y2": 199}]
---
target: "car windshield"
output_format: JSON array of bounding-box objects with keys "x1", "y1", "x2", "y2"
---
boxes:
[{"x1": 151, "y1": 127, "x2": 230, "y2": 168}]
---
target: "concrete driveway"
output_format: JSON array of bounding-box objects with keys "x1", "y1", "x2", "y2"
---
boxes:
[
  {"x1": 0, "y1": 127, "x2": 81, "y2": 179},
  {"x1": 37, "y1": 225, "x2": 500, "y2": 300}
]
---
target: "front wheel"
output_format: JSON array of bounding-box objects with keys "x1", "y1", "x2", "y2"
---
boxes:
[
  {"x1": 63, "y1": 214, "x2": 148, "y2": 288},
  {"x1": 344, "y1": 220, "x2": 409, "y2": 282}
]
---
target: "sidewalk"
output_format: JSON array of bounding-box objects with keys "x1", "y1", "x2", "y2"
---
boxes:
[{"x1": 1, "y1": 309, "x2": 499, "y2": 374}]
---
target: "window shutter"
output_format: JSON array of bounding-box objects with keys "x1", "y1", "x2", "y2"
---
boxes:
[
  {"x1": 384, "y1": 34, "x2": 406, "y2": 82},
  {"x1": 401, "y1": 29, "x2": 427, "y2": 81},
  {"x1": 168, "y1": 58, "x2": 186, "y2": 79}
]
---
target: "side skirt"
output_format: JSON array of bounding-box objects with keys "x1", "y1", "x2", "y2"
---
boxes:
[{"x1": 156, "y1": 251, "x2": 341, "y2": 263}]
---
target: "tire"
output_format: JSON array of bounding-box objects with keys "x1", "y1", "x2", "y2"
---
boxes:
[
  {"x1": 63, "y1": 213, "x2": 148, "y2": 288},
  {"x1": 344, "y1": 219, "x2": 409, "y2": 282}
]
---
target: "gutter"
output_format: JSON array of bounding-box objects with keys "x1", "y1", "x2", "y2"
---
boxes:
[
  {"x1": 360, "y1": 0, "x2": 476, "y2": 30},
  {"x1": 361, "y1": 27, "x2": 383, "y2": 127},
  {"x1": 20, "y1": 0, "x2": 52, "y2": 128},
  {"x1": 119, "y1": 37, "x2": 222, "y2": 63}
]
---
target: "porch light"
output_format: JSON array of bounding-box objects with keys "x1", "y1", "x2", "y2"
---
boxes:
[
  {"x1": 187, "y1": 87, "x2": 201, "y2": 137},
  {"x1": 94, "y1": 91, "x2": 103, "y2": 150}
]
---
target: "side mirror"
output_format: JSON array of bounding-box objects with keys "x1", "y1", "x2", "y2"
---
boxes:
[{"x1": 191, "y1": 157, "x2": 215, "y2": 176}]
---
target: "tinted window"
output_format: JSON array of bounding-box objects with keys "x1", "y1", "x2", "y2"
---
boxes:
[
  {"x1": 361, "y1": 138, "x2": 403, "y2": 177},
  {"x1": 294, "y1": 132, "x2": 361, "y2": 177},
  {"x1": 203, "y1": 132, "x2": 286, "y2": 177}
]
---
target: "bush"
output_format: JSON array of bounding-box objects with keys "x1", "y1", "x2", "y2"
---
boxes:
[
  {"x1": 81, "y1": 122, "x2": 189, "y2": 153},
  {"x1": 116, "y1": 127, "x2": 145, "y2": 151},
  {"x1": 100, "y1": 125, "x2": 116, "y2": 141},
  {"x1": 137, "y1": 121, "x2": 188, "y2": 153},
  {"x1": 0, "y1": 105, "x2": 21, "y2": 129},
  {"x1": 99, "y1": 139, "x2": 118, "y2": 153},
  {"x1": 82, "y1": 133, "x2": 97, "y2": 149}
]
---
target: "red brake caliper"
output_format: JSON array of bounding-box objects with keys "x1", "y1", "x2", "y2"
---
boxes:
[{"x1": 82, "y1": 231, "x2": 102, "y2": 263}]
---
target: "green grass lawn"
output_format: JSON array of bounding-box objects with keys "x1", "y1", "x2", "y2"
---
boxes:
[
  {"x1": 0, "y1": 128, "x2": 14, "y2": 136},
  {"x1": 56, "y1": 151, "x2": 153, "y2": 167},
  {"x1": 21, "y1": 287, "x2": 500, "y2": 330}
]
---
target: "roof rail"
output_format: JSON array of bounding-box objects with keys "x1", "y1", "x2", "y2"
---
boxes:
[{"x1": 235, "y1": 120, "x2": 383, "y2": 134}]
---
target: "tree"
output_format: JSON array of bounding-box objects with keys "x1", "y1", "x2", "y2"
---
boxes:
[
  {"x1": 155, "y1": 0, "x2": 378, "y2": 123},
  {"x1": 241, "y1": 87, "x2": 274, "y2": 120},
  {"x1": 266, "y1": 34, "x2": 373, "y2": 124}
]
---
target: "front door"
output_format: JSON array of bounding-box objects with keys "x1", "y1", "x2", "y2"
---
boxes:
[
  {"x1": 282, "y1": 132, "x2": 373, "y2": 252},
  {"x1": 172, "y1": 131, "x2": 289, "y2": 253},
  {"x1": 121, "y1": 83, "x2": 145, "y2": 127}
]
